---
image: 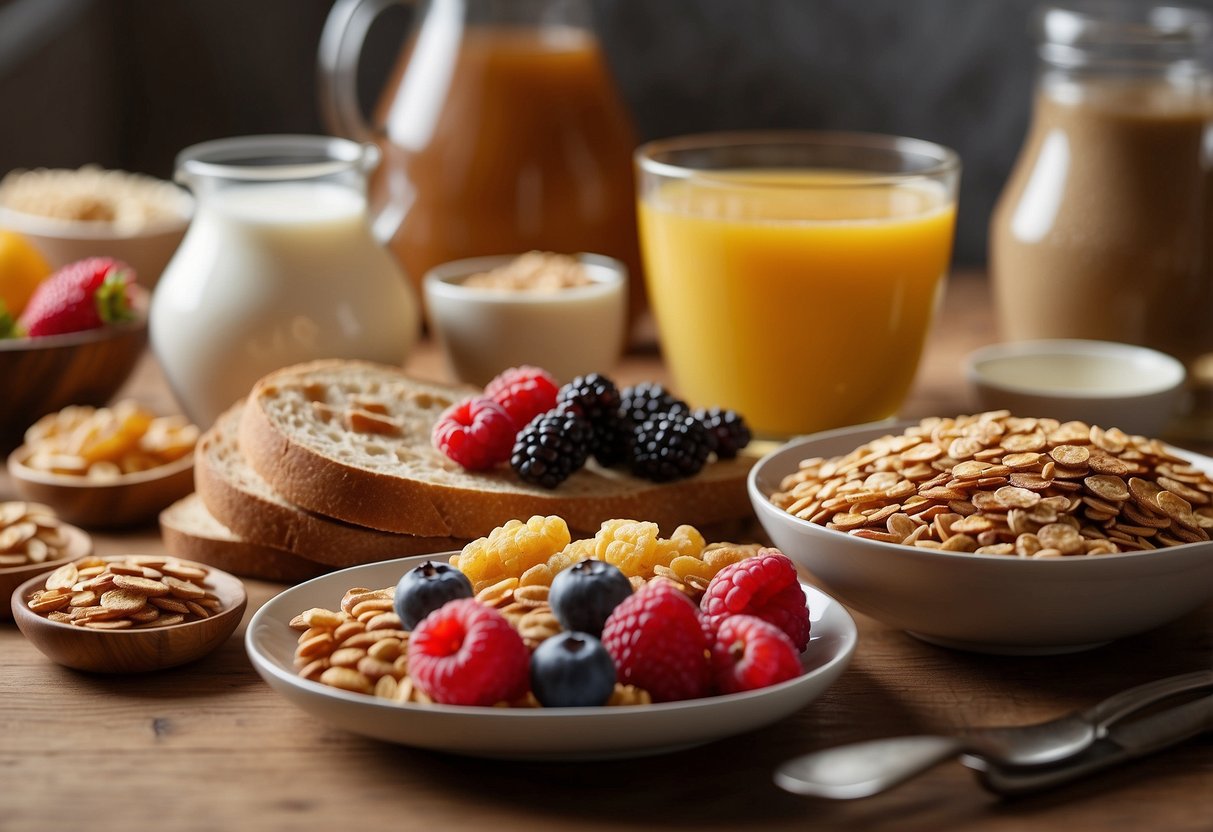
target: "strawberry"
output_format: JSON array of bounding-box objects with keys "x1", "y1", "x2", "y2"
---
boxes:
[{"x1": 18, "y1": 257, "x2": 135, "y2": 337}]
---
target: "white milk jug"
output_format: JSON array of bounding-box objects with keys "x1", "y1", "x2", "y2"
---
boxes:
[{"x1": 150, "y1": 135, "x2": 419, "y2": 426}]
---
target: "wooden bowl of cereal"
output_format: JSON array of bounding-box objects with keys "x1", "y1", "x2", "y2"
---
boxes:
[
  {"x1": 749, "y1": 417, "x2": 1213, "y2": 655},
  {"x1": 6, "y1": 400, "x2": 198, "y2": 528},
  {"x1": 0, "y1": 503, "x2": 92, "y2": 620},
  {"x1": 12, "y1": 555, "x2": 246, "y2": 673},
  {"x1": 0, "y1": 288, "x2": 149, "y2": 449}
]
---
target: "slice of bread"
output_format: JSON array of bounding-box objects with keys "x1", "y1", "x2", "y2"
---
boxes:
[
  {"x1": 238, "y1": 360, "x2": 757, "y2": 539},
  {"x1": 159, "y1": 494, "x2": 328, "y2": 583},
  {"x1": 196, "y1": 402, "x2": 466, "y2": 567}
]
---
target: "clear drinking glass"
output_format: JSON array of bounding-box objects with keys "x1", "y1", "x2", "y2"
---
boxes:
[{"x1": 635, "y1": 131, "x2": 960, "y2": 438}]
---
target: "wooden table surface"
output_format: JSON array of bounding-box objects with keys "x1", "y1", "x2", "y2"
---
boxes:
[{"x1": 2, "y1": 272, "x2": 1210, "y2": 832}]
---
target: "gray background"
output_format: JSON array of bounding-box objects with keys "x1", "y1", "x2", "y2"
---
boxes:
[{"x1": 3, "y1": 0, "x2": 1199, "y2": 266}]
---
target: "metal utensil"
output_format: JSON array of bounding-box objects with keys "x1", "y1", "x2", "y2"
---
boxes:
[
  {"x1": 976, "y1": 691, "x2": 1213, "y2": 796},
  {"x1": 774, "y1": 670, "x2": 1213, "y2": 799}
]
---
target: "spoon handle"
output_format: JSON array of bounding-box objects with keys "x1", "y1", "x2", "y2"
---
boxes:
[
  {"x1": 774, "y1": 735, "x2": 963, "y2": 800},
  {"x1": 978, "y1": 693, "x2": 1213, "y2": 796}
]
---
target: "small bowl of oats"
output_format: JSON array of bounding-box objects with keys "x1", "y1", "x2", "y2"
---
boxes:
[
  {"x1": 0, "y1": 165, "x2": 193, "y2": 290},
  {"x1": 0, "y1": 502, "x2": 92, "y2": 620},
  {"x1": 748, "y1": 416, "x2": 1213, "y2": 655},
  {"x1": 423, "y1": 251, "x2": 628, "y2": 386},
  {"x1": 12, "y1": 555, "x2": 246, "y2": 673}
]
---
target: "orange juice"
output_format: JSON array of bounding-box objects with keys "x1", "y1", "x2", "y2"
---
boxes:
[{"x1": 638, "y1": 172, "x2": 956, "y2": 437}]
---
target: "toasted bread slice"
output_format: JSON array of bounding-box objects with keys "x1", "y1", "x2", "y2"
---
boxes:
[
  {"x1": 159, "y1": 494, "x2": 328, "y2": 583},
  {"x1": 196, "y1": 402, "x2": 466, "y2": 567},
  {"x1": 238, "y1": 360, "x2": 756, "y2": 539}
]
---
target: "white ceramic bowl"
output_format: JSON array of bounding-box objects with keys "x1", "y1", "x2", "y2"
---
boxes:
[
  {"x1": 246, "y1": 554, "x2": 856, "y2": 760},
  {"x1": 424, "y1": 253, "x2": 627, "y2": 386},
  {"x1": 748, "y1": 422, "x2": 1213, "y2": 655},
  {"x1": 965, "y1": 339, "x2": 1186, "y2": 438},
  {"x1": 0, "y1": 191, "x2": 192, "y2": 291}
]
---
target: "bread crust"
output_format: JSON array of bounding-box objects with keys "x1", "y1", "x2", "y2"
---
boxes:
[
  {"x1": 196, "y1": 402, "x2": 466, "y2": 567},
  {"x1": 159, "y1": 495, "x2": 328, "y2": 583},
  {"x1": 238, "y1": 360, "x2": 756, "y2": 539}
]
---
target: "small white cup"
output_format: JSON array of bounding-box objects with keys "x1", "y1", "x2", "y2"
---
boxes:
[
  {"x1": 964, "y1": 339, "x2": 1187, "y2": 437},
  {"x1": 423, "y1": 253, "x2": 627, "y2": 387}
]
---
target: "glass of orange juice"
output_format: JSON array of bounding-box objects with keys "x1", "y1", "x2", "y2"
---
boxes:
[{"x1": 635, "y1": 132, "x2": 960, "y2": 438}]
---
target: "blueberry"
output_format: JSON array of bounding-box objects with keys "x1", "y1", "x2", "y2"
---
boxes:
[
  {"x1": 530, "y1": 631, "x2": 617, "y2": 707},
  {"x1": 548, "y1": 559, "x2": 633, "y2": 636},
  {"x1": 393, "y1": 561, "x2": 474, "y2": 630}
]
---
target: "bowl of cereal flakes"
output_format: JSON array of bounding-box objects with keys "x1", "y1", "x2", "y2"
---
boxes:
[
  {"x1": 0, "y1": 166, "x2": 192, "y2": 291},
  {"x1": 0, "y1": 501, "x2": 92, "y2": 620},
  {"x1": 13, "y1": 554, "x2": 246, "y2": 672},
  {"x1": 748, "y1": 414, "x2": 1213, "y2": 655},
  {"x1": 7, "y1": 400, "x2": 198, "y2": 529}
]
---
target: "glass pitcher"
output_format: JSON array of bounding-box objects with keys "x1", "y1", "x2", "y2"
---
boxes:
[
  {"x1": 150, "y1": 135, "x2": 420, "y2": 427},
  {"x1": 318, "y1": 0, "x2": 644, "y2": 321}
]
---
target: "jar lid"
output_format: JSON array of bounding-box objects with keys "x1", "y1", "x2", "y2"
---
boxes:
[{"x1": 1035, "y1": 2, "x2": 1212, "y2": 69}]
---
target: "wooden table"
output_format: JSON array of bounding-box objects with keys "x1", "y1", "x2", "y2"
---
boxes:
[{"x1": 2, "y1": 273, "x2": 1210, "y2": 832}]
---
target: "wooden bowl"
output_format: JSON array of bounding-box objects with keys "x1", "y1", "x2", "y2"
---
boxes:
[
  {"x1": 0, "y1": 522, "x2": 92, "y2": 621},
  {"x1": 11, "y1": 557, "x2": 247, "y2": 673},
  {"x1": 7, "y1": 449, "x2": 194, "y2": 529},
  {"x1": 0, "y1": 288, "x2": 149, "y2": 449}
]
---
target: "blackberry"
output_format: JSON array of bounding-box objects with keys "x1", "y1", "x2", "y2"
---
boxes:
[
  {"x1": 510, "y1": 408, "x2": 592, "y2": 488},
  {"x1": 557, "y1": 373, "x2": 627, "y2": 467},
  {"x1": 629, "y1": 413, "x2": 713, "y2": 482},
  {"x1": 693, "y1": 407, "x2": 752, "y2": 459},
  {"x1": 618, "y1": 382, "x2": 688, "y2": 425}
]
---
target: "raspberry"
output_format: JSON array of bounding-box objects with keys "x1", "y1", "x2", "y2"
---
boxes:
[
  {"x1": 451, "y1": 515, "x2": 572, "y2": 591},
  {"x1": 484, "y1": 365, "x2": 559, "y2": 429},
  {"x1": 692, "y1": 407, "x2": 752, "y2": 459},
  {"x1": 510, "y1": 407, "x2": 591, "y2": 488},
  {"x1": 629, "y1": 413, "x2": 713, "y2": 482},
  {"x1": 618, "y1": 381, "x2": 688, "y2": 425},
  {"x1": 600, "y1": 580, "x2": 709, "y2": 702},
  {"x1": 557, "y1": 373, "x2": 627, "y2": 467},
  {"x1": 710, "y1": 614, "x2": 802, "y2": 694},
  {"x1": 431, "y1": 396, "x2": 515, "y2": 470},
  {"x1": 407, "y1": 599, "x2": 531, "y2": 706},
  {"x1": 700, "y1": 550, "x2": 811, "y2": 651}
]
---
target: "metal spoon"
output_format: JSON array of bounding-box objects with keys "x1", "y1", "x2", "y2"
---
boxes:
[{"x1": 775, "y1": 670, "x2": 1213, "y2": 799}]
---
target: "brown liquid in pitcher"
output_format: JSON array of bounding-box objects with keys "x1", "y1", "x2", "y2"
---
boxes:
[
  {"x1": 370, "y1": 26, "x2": 643, "y2": 319},
  {"x1": 990, "y1": 82, "x2": 1213, "y2": 365}
]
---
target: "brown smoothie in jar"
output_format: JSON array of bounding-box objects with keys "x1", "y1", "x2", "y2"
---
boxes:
[{"x1": 990, "y1": 80, "x2": 1213, "y2": 366}]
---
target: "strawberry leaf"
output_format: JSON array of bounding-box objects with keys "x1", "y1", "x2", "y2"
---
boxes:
[
  {"x1": 94, "y1": 268, "x2": 134, "y2": 324},
  {"x1": 0, "y1": 301, "x2": 18, "y2": 338}
]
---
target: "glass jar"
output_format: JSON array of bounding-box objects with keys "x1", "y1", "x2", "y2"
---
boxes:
[
  {"x1": 318, "y1": 0, "x2": 644, "y2": 322},
  {"x1": 990, "y1": 4, "x2": 1213, "y2": 378},
  {"x1": 150, "y1": 135, "x2": 420, "y2": 427}
]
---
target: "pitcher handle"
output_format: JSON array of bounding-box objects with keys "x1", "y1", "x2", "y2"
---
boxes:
[{"x1": 317, "y1": 0, "x2": 411, "y2": 141}]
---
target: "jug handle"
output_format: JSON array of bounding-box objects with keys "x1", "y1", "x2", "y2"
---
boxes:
[{"x1": 317, "y1": 0, "x2": 411, "y2": 141}]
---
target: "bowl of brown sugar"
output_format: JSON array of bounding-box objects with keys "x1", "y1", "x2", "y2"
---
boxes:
[{"x1": 423, "y1": 251, "x2": 627, "y2": 386}]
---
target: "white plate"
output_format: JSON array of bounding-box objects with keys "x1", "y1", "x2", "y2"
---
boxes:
[{"x1": 245, "y1": 554, "x2": 857, "y2": 760}]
